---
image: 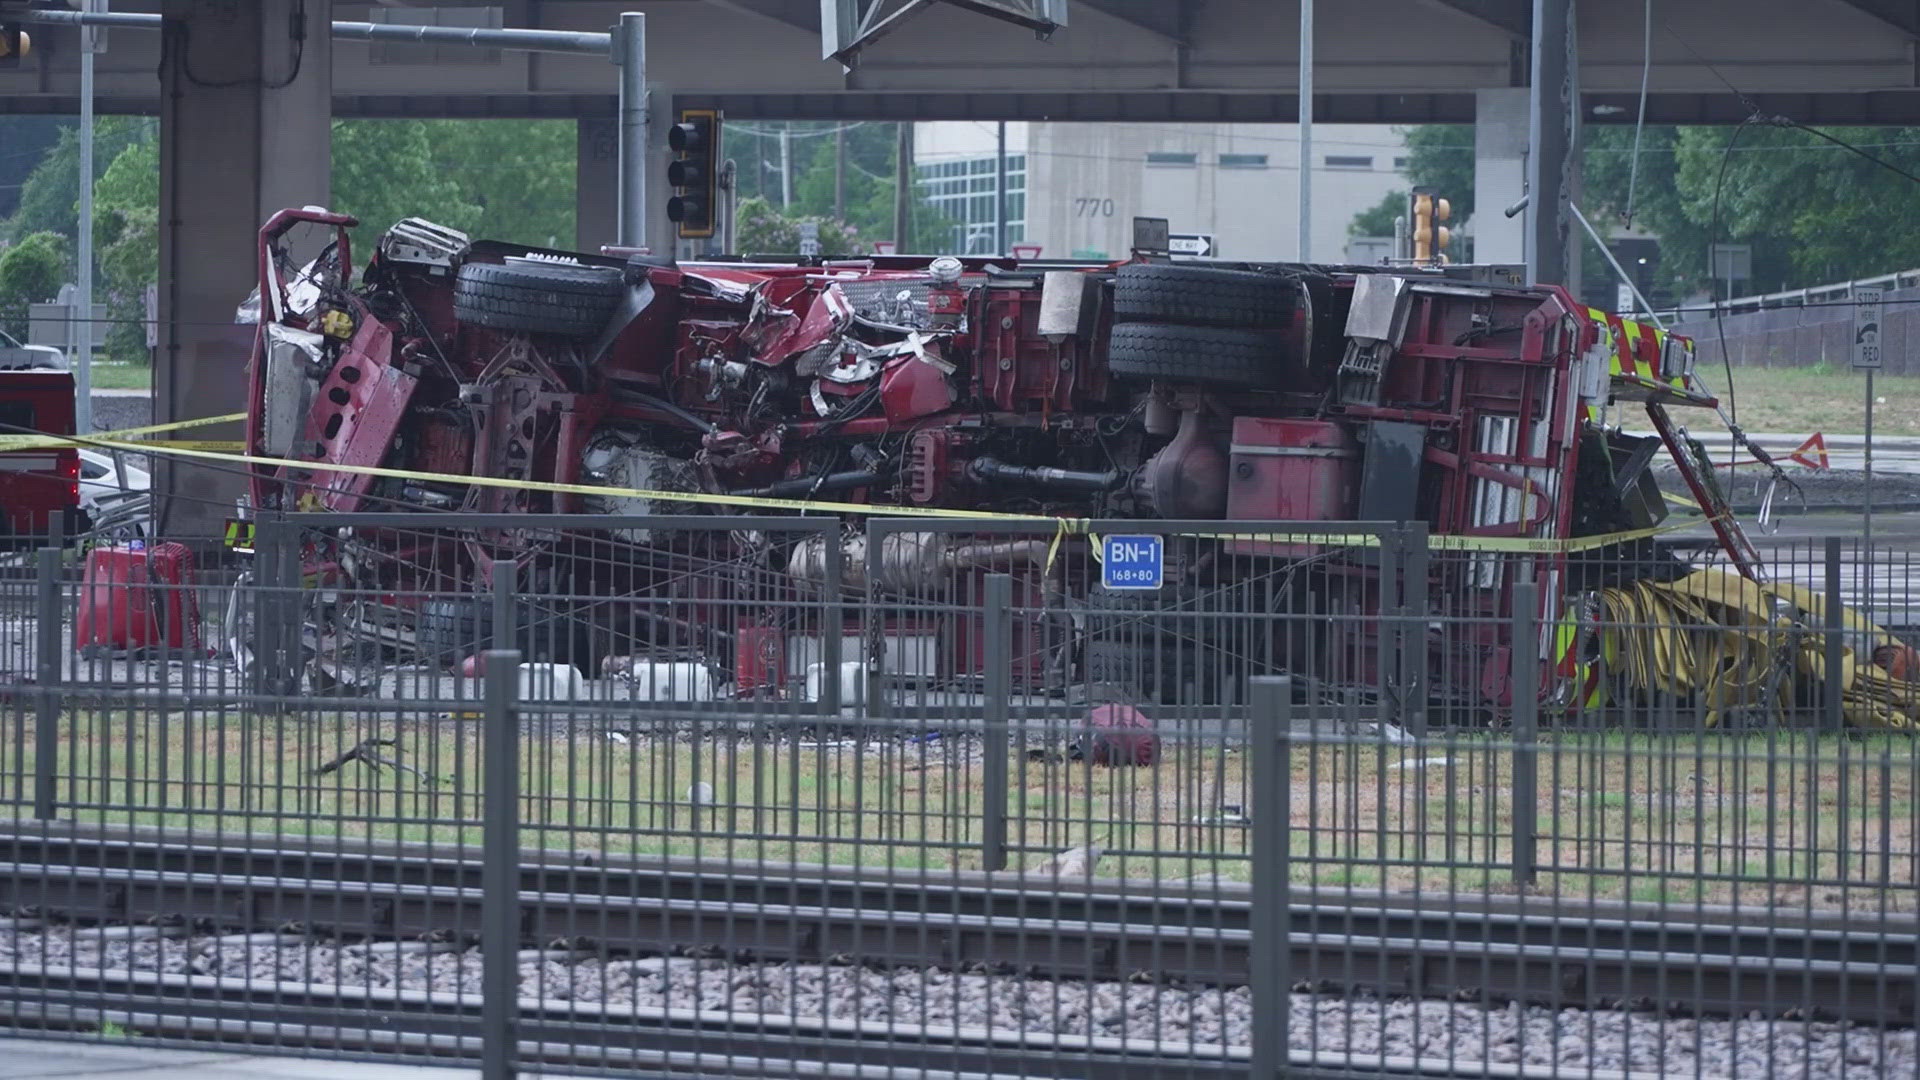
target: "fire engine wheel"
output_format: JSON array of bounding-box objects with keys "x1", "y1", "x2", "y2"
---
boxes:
[
  {"x1": 1106, "y1": 322, "x2": 1280, "y2": 387},
  {"x1": 1112, "y1": 263, "x2": 1291, "y2": 328},
  {"x1": 452, "y1": 260, "x2": 624, "y2": 338}
]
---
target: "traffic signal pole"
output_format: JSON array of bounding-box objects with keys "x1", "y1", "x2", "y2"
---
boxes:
[
  {"x1": 15, "y1": 7, "x2": 652, "y2": 249},
  {"x1": 616, "y1": 13, "x2": 647, "y2": 248}
]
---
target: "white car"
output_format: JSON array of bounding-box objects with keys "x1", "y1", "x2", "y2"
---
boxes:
[
  {"x1": 0, "y1": 328, "x2": 67, "y2": 371},
  {"x1": 76, "y1": 446, "x2": 151, "y2": 539}
]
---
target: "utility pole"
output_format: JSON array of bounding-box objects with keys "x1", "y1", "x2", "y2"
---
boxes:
[
  {"x1": 1297, "y1": 0, "x2": 1313, "y2": 263},
  {"x1": 995, "y1": 121, "x2": 1008, "y2": 254},
  {"x1": 834, "y1": 124, "x2": 846, "y2": 221},
  {"x1": 893, "y1": 122, "x2": 913, "y2": 252},
  {"x1": 779, "y1": 122, "x2": 793, "y2": 210},
  {"x1": 73, "y1": 0, "x2": 103, "y2": 436}
]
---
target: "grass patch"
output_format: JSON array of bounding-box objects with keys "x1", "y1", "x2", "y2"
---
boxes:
[
  {"x1": 1704, "y1": 366, "x2": 1920, "y2": 436},
  {"x1": 83, "y1": 361, "x2": 152, "y2": 391},
  {"x1": 5, "y1": 710, "x2": 1917, "y2": 910}
]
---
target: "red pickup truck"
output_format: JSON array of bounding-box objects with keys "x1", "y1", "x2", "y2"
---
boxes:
[{"x1": 0, "y1": 368, "x2": 81, "y2": 545}]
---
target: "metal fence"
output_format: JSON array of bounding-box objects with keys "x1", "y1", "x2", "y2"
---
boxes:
[{"x1": 0, "y1": 513, "x2": 1915, "y2": 1078}]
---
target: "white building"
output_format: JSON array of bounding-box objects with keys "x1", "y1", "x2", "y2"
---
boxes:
[{"x1": 914, "y1": 121, "x2": 1411, "y2": 262}]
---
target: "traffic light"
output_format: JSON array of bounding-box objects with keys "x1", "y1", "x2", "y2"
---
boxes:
[
  {"x1": 1409, "y1": 187, "x2": 1451, "y2": 264},
  {"x1": 666, "y1": 109, "x2": 719, "y2": 240},
  {"x1": 0, "y1": 23, "x2": 31, "y2": 66}
]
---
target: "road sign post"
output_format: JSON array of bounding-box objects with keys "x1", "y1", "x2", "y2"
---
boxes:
[{"x1": 1854, "y1": 285, "x2": 1883, "y2": 615}]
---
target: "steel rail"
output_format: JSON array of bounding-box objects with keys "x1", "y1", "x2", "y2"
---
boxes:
[{"x1": 0, "y1": 824, "x2": 1913, "y2": 1027}]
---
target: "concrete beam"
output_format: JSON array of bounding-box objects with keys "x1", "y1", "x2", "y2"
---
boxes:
[
  {"x1": 156, "y1": 0, "x2": 332, "y2": 537},
  {"x1": 6, "y1": 0, "x2": 1916, "y2": 106},
  {"x1": 1828, "y1": 0, "x2": 1920, "y2": 37},
  {"x1": 1421, "y1": 0, "x2": 1531, "y2": 37}
]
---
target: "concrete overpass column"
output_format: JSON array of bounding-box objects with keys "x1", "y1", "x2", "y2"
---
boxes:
[
  {"x1": 577, "y1": 116, "x2": 619, "y2": 251},
  {"x1": 156, "y1": 0, "x2": 331, "y2": 536},
  {"x1": 1473, "y1": 88, "x2": 1528, "y2": 267},
  {"x1": 1526, "y1": 0, "x2": 1574, "y2": 287}
]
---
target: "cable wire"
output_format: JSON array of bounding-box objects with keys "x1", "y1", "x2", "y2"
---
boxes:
[
  {"x1": 1706, "y1": 117, "x2": 1755, "y2": 476},
  {"x1": 1622, "y1": 0, "x2": 1653, "y2": 229}
]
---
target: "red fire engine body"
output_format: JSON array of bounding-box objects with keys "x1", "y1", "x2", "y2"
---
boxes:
[{"x1": 241, "y1": 208, "x2": 1755, "y2": 717}]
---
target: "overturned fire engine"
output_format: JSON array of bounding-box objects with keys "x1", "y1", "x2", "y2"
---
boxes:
[{"x1": 233, "y1": 207, "x2": 1912, "y2": 729}]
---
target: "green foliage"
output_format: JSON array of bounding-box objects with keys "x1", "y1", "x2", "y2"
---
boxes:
[
  {"x1": 0, "y1": 230, "x2": 69, "y2": 340},
  {"x1": 92, "y1": 134, "x2": 161, "y2": 364},
  {"x1": 415, "y1": 119, "x2": 576, "y2": 248},
  {"x1": 0, "y1": 118, "x2": 579, "y2": 361},
  {"x1": 1346, "y1": 126, "x2": 1471, "y2": 247},
  {"x1": 733, "y1": 196, "x2": 860, "y2": 256},
  {"x1": 0, "y1": 117, "x2": 65, "y2": 221},
  {"x1": 1348, "y1": 190, "x2": 1406, "y2": 238},
  {"x1": 5, "y1": 116, "x2": 152, "y2": 244},
  {"x1": 1400, "y1": 125, "x2": 1476, "y2": 223},
  {"x1": 329, "y1": 119, "x2": 482, "y2": 259},
  {"x1": 727, "y1": 121, "x2": 956, "y2": 252}
]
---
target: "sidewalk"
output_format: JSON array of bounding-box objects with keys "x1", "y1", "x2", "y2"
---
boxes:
[{"x1": 0, "y1": 1038, "x2": 470, "y2": 1080}]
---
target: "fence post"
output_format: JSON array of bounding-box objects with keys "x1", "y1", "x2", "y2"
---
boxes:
[
  {"x1": 481, "y1": 640, "x2": 522, "y2": 1080},
  {"x1": 1823, "y1": 537, "x2": 1845, "y2": 731},
  {"x1": 1398, "y1": 523, "x2": 1430, "y2": 737},
  {"x1": 1511, "y1": 577, "x2": 1540, "y2": 887},
  {"x1": 1249, "y1": 675, "x2": 1293, "y2": 1080},
  {"x1": 820, "y1": 525, "x2": 843, "y2": 719},
  {"x1": 980, "y1": 573, "x2": 1011, "y2": 871},
  {"x1": 33, "y1": 547, "x2": 61, "y2": 820}
]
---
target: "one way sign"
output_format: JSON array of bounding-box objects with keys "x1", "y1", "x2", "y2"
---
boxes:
[{"x1": 1169, "y1": 233, "x2": 1215, "y2": 257}]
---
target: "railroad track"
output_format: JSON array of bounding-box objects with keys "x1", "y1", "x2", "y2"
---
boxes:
[
  {"x1": 0, "y1": 822, "x2": 1912, "y2": 1018},
  {"x1": 0, "y1": 820, "x2": 1912, "y2": 1077}
]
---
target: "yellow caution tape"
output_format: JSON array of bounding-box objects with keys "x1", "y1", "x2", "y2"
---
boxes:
[
  {"x1": 76, "y1": 422, "x2": 1700, "y2": 556},
  {"x1": 0, "y1": 412, "x2": 244, "y2": 452}
]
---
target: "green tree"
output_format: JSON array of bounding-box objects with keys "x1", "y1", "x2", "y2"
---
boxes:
[
  {"x1": 1348, "y1": 191, "x2": 1406, "y2": 238},
  {"x1": 329, "y1": 119, "x2": 483, "y2": 257},
  {"x1": 733, "y1": 121, "x2": 957, "y2": 252},
  {"x1": 1401, "y1": 125, "x2": 1476, "y2": 223},
  {"x1": 5, "y1": 117, "x2": 152, "y2": 244},
  {"x1": 733, "y1": 196, "x2": 860, "y2": 255},
  {"x1": 0, "y1": 231, "x2": 70, "y2": 340},
  {"x1": 91, "y1": 135, "x2": 161, "y2": 363},
  {"x1": 415, "y1": 119, "x2": 575, "y2": 247},
  {"x1": 0, "y1": 117, "x2": 65, "y2": 221}
]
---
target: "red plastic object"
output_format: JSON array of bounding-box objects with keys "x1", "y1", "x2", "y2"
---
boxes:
[
  {"x1": 1087, "y1": 704, "x2": 1159, "y2": 767},
  {"x1": 75, "y1": 543, "x2": 205, "y2": 655},
  {"x1": 1226, "y1": 417, "x2": 1358, "y2": 555}
]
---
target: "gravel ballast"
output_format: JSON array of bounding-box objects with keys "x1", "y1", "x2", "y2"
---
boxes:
[{"x1": 0, "y1": 927, "x2": 1910, "y2": 1078}]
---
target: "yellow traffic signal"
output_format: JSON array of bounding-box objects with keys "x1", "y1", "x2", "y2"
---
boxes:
[
  {"x1": 0, "y1": 23, "x2": 31, "y2": 66},
  {"x1": 1410, "y1": 188, "x2": 1452, "y2": 264}
]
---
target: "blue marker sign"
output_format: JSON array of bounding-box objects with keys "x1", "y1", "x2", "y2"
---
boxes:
[{"x1": 1102, "y1": 534, "x2": 1164, "y2": 591}]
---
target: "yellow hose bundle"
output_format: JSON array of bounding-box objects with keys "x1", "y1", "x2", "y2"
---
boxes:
[{"x1": 1592, "y1": 569, "x2": 1919, "y2": 730}]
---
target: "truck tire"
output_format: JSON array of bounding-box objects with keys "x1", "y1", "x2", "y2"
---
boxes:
[
  {"x1": 414, "y1": 599, "x2": 494, "y2": 668},
  {"x1": 453, "y1": 260, "x2": 623, "y2": 338},
  {"x1": 1106, "y1": 322, "x2": 1280, "y2": 387},
  {"x1": 1112, "y1": 263, "x2": 1291, "y2": 328}
]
